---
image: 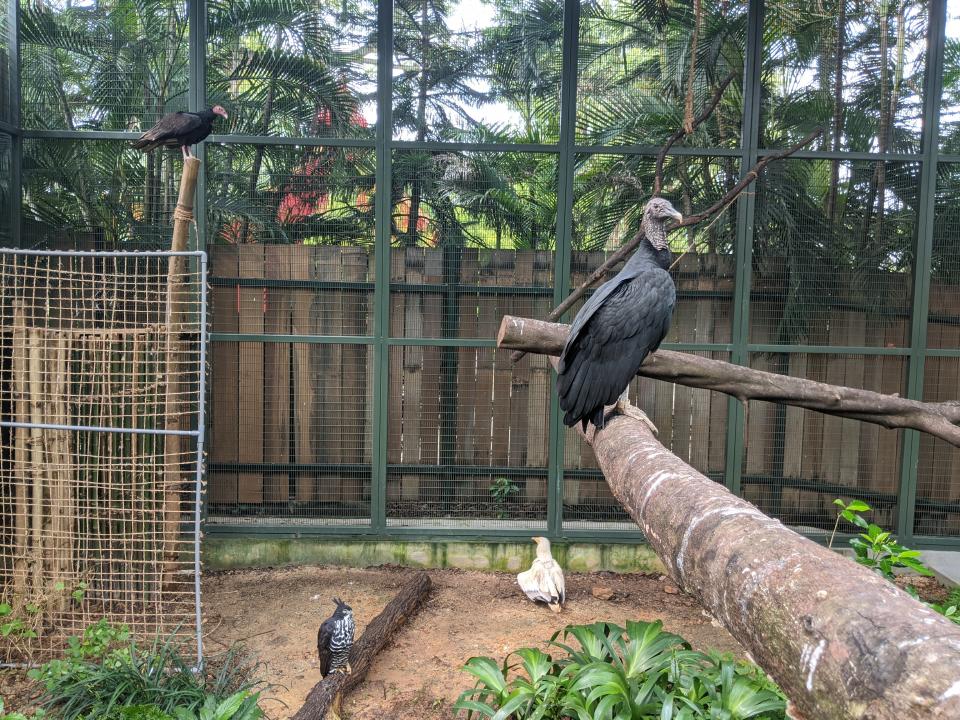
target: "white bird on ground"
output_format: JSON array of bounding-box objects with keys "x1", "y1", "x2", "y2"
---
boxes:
[{"x1": 517, "y1": 536, "x2": 565, "y2": 613}]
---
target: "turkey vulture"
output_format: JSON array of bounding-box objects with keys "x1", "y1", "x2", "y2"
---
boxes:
[
  {"x1": 517, "y1": 537, "x2": 565, "y2": 612},
  {"x1": 557, "y1": 198, "x2": 682, "y2": 435},
  {"x1": 317, "y1": 597, "x2": 355, "y2": 677},
  {"x1": 132, "y1": 106, "x2": 228, "y2": 160}
]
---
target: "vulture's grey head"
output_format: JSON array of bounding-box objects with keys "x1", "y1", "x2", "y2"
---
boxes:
[{"x1": 641, "y1": 198, "x2": 682, "y2": 251}]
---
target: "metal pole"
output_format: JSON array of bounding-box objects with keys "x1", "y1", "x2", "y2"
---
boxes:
[
  {"x1": 898, "y1": 0, "x2": 945, "y2": 542},
  {"x1": 193, "y1": 252, "x2": 208, "y2": 669},
  {"x1": 371, "y1": 0, "x2": 394, "y2": 532},
  {"x1": 548, "y1": 0, "x2": 581, "y2": 537}
]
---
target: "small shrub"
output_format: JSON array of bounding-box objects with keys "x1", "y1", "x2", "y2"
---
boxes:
[
  {"x1": 490, "y1": 478, "x2": 520, "y2": 519},
  {"x1": 455, "y1": 620, "x2": 787, "y2": 719},
  {"x1": 830, "y1": 498, "x2": 959, "y2": 624},
  {"x1": 27, "y1": 621, "x2": 264, "y2": 720}
]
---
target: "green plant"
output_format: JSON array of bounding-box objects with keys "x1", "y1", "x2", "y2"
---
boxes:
[
  {"x1": 27, "y1": 622, "x2": 264, "y2": 720},
  {"x1": 830, "y1": 498, "x2": 960, "y2": 624},
  {"x1": 490, "y1": 478, "x2": 520, "y2": 519},
  {"x1": 0, "y1": 698, "x2": 45, "y2": 720},
  {"x1": 455, "y1": 620, "x2": 787, "y2": 720}
]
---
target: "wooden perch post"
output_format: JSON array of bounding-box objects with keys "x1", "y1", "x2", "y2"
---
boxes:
[
  {"x1": 497, "y1": 315, "x2": 960, "y2": 719},
  {"x1": 292, "y1": 571, "x2": 433, "y2": 720},
  {"x1": 498, "y1": 315, "x2": 960, "y2": 447},
  {"x1": 162, "y1": 156, "x2": 200, "y2": 588}
]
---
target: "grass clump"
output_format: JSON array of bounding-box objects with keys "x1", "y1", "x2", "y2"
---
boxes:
[{"x1": 22, "y1": 620, "x2": 264, "y2": 720}]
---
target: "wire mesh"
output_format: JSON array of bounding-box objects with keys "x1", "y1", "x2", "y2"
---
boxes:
[
  {"x1": 577, "y1": 0, "x2": 747, "y2": 148},
  {"x1": 0, "y1": 134, "x2": 9, "y2": 245},
  {"x1": 751, "y1": 159, "x2": 919, "y2": 347},
  {"x1": 916, "y1": 356, "x2": 960, "y2": 537},
  {"x1": 0, "y1": 250, "x2": 205, "y2": 663},
  {"x1": 386, "y1": 345, "x2": 549, "y2": 529},
  {"x1": 929, "y1": 162, "x2": 960, "y2": 344},
  {"x1": 206, "y1": 143, "x2": 376, "y2": 247},
  {"x1": 761, "y1": 0, "x2": 927, "y2": 153},
  {"x1": 206, "y1": 0, "x2": 376, "y2": 138},
  {"x1": 0, "y1": 0, "x2": 10, "y2": 125},
  {"x1": 390, "y1": 150, "x2": 557, "y2": 339},
  {"x1": 942, "y1": 8, "x2": 960, "y2": 152},
  {"x1": 391, "y1": 0, "x2": 562, "y2": 143},
  {"x1": 562, "y1": 352, "x2": 729, "y2": 530},
  {"x1": 21, "y1": 139, "x2": 179, "y2": 250},
  {"x1": 19, "y1": 0, "x2": 189, "y2": 131},
  {"x1": 206, "y1": 340, "x2": 373, "y2": 525},
  {"x1": 741, "y1": 353, "x2": 906, "y2": 534}
]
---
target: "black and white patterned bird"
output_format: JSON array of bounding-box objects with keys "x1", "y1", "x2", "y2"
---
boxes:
[{"x1": 317, "y1": 597, "x2": 355, "y2": 677}]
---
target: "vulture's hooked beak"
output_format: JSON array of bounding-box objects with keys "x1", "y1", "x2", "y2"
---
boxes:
[{"x1": 669, "y1": 209, "x2": 683, "y2": 224}]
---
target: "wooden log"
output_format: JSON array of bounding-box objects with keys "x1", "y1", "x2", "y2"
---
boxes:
[
  {"x1": 162, "y1": 156, "x2": 200, "y2": 588},
  {"x1": 291, "y1": 571, "x2": 433, "y2": 720},
  {"x1": 587, "y1": 401, "x2": 960, "y2": 719},
  {"x1": 497, "y1": 316, "x2": 960, "y2": 446}
]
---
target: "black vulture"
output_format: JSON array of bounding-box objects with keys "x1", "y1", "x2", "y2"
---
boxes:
[
  {"x1": 131, "y1": 106, "x2": 228, "y2": 160},
  {"x1": 317, "y1": 597, "x2": 355, "y2": 677},
  {"x1": 557, "y1": 198, "x2": 682, "y2": 434}
]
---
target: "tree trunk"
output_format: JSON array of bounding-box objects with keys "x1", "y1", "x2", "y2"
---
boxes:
[
  {"x1": 404, "y1": 0, "x2": 431, "y2": 247},
  {"x1": 587, "y1": 411, "x2": 960, "y2": 720},
  {"x1": 292, "y1": 572, "x2": 433, "y2": 720},
  {"x1": 497, "y1": 315, "x2": 960, "y2": 446},
  {"x1": 162, "y1": 157, "x2": 200, "y2": 589},
  {"x1": 825, "y1": 0, "x2": 846, "y2": 222}
]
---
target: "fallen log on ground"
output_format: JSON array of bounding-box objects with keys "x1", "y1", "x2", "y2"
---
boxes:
[
  {"x1": 291, "y1": 571, "x2": 432, "y2": 720},
  {"x1": 498, "y1": 315, "x2": 960, "y2": 447},
  {"x1": 497, "y1": 318, "x2": 960, "y2": 719}
]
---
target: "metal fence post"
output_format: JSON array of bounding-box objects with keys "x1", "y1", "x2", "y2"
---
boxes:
[
  {"x1": 723, "y1": 0, "x2": 764, "y2": 498},
  {"x1": 370, "y1": 0, "x2": 394, "y2": 533},
  {"x1": 898, "y1": 0, "x2": 945, "y2": 543},
  {"x1": 548, "y1": 0, "x2": 581, "y2": 538}
]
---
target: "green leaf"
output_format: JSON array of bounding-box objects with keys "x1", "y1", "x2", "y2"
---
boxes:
[
  {"x1": 0, "y1": 603, "x2": 11, "y2": 616},
  {"x1": 846, "y1": 500, "x2": 871, "y2": 512}
]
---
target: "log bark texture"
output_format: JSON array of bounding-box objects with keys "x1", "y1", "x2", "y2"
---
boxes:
[
  {"x1": 497, "y1": 315, "x2": 960, "y2": 718},
  {"x1": 498, "y1": 315, "x2": 960, "y2": 447},
  {"x1": 162, "y1": 156, "x2": 200, "y2": 587},
  {"x1": 292, "y1": 571, "x2": 433, "y2": 720}
]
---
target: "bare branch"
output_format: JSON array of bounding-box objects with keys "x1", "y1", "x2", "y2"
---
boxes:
[
  {"x1": 498, "y1": 315, "x2": 960, "y2": 447},
  {"x1": 655, "y1": 74, "x2": 736, "y2": 195},
  {"x1": 510, "y1": 128, "x2": 824, "y2": 364}
]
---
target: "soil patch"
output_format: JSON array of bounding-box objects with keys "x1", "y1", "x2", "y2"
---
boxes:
[{"x1": 203, "y1": 565, "x2": 744, "y2": 719}]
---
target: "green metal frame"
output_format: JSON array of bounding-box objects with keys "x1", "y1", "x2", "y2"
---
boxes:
[{"x1": 9, "y1": 0, "x2": 960, "y2": 546}]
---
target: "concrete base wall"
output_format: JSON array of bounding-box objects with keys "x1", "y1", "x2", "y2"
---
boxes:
[{"x1": 204, "y1": 536, "x2": 666, "y2": 575}]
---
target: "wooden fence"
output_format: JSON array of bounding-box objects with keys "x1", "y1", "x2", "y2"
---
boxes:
[{"x1": 206, "y1": 244, "x2": 960, "y2": 529}]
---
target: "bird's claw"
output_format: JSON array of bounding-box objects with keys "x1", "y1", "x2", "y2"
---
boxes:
[{"x1": 614, "y1": 398, "x2": 659, "y2": 436}]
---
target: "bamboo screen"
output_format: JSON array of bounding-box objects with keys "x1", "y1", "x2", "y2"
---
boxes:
[{"x1": 0, "y1": 250, "x2": 205, "y2": 664}]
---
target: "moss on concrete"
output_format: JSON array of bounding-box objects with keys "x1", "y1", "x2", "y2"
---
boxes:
[{"x1": 204, "y1": 536, "x2": 665, "y2": 574}]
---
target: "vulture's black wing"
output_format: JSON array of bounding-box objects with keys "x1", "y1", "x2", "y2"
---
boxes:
[
  {"x1": 132, "y1": 112, "x2": 204, "y2": 151},
  {"x1": 557, "y1": 267, "x2": 675, "y2": 429},
  {"x1": 317, "y1": 616, "x2": 335, "y2": 677}
]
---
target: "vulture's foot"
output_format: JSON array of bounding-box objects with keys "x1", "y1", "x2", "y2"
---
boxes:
[
  {"x1": 614, "y1": 396, "x2": 658, "y2": 436},
  {"x1": 548, "y1": 602, "x2": 562, "y2": 613}
]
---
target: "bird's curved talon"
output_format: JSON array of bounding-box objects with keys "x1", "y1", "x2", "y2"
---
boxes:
[{"x1": 614, "y1": 396, "x2": 659, "y2": 436}]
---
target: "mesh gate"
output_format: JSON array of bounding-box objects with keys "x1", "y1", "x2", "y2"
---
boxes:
[{"x1": 0, "y1": 249, "x2": 207, "y2": 665}]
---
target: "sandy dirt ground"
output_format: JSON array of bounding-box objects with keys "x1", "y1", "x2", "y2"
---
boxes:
[{"x1": 203, "y1": 564, "x2": 746, "y2": 719}]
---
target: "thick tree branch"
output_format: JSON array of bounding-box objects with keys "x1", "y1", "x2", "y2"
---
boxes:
[
  {"x1": 510, "y1": 128, "x2": 824, "y2": 363},
  {"x1": 498, "y1": 315, "x2": 960, "y2": 447},
  {"x1": 578, "y1": 405, "x2": 960, "y2": 719}
]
